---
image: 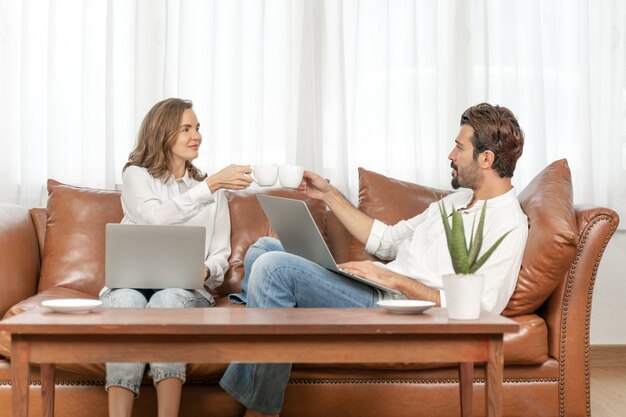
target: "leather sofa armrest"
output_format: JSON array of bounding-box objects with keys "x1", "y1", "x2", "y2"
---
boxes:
[
  {"x1": 0, "y1": 204, "x2": 40, "y2": 319},
  {"x1": 539, "y1": 205, "x2": 619, "y2": 417},
  {"x1": 542, "y1": 205, "x2": 619, "y2": 360}
]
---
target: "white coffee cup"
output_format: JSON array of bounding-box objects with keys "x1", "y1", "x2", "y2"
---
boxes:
[
  {"x1": 251, "y1": 164, "x2": 279, "y2": 187},
  {"x1": 278, "y1": 165, "x2": 305, "y2": 189}
]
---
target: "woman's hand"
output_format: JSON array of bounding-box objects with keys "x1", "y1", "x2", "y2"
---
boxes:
[{"x1": 206, "y1": 164, "x2": 253, "y2": 193}]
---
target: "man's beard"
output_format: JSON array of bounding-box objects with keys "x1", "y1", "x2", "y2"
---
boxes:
[
  {"x1": 451, "y1": 162, "x2": 461, "y2": 189},
  {"x1": 451, "y1": 160, "x2": 482, "y2": 190}
]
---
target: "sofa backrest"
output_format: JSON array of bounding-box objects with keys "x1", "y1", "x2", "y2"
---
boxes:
[{"x1": 33, "y1": 180, "x2": 326, "y2": 299}]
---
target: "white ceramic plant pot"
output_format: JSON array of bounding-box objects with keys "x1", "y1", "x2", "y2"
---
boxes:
[{"x1": 442, "y1": 273, "x2": 485, "y2": 320}]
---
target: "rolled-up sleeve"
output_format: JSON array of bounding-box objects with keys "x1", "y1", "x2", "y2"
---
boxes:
[
  {"x1": 364, "y1": 208, "x2": 431, "y2": 261},
  {"x1": 364, "y1": 219, "x2": 391, "y2": 256}
]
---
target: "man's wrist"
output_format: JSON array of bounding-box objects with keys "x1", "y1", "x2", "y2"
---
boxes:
[
  {"x1": 393, "y1": 274, "x2": 440, "y2": 306},
  {"x1": 323, "y1": 187, "x2": 347, "y2": 208}
]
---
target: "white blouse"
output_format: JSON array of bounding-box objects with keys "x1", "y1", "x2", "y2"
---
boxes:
[{"x1": 100, "y1": 165, "x2": 230, "y2": 304}]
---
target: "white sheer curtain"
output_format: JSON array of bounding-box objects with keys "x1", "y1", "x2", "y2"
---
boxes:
[{"x1": 0, "y1": 0, "x2": 624, "y2": 226}]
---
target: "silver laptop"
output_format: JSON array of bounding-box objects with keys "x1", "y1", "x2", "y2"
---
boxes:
[
  {"x1": 256, "y1": 194, "x2": 401, "y2": 295},
  {"x1": 105, "y1": 224, "x2": 206, "y2": 289}
]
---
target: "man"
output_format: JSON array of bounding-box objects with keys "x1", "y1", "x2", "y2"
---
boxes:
[{"x1": 221, "y1": 103, "x2": 529, "y2": 417}]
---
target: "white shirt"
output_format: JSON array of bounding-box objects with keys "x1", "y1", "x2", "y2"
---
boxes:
[
  {"x1": 100, "y1": 165, "x2": 230, "y2": 304},
  {"x1": 366, "y1": 188, "x2": 528, "y2": 314}
]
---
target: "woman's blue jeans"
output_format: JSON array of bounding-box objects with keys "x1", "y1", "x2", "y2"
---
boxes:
[
  {"x1": 100, "y1": 288, "x2": 210, "y2": 395},
  {"x1": 220, "y1": 237, "x2": 378, "y2": 414}
]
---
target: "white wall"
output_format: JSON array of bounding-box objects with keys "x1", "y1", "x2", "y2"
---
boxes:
[{"x1": 591, "y1": 230, "x2": 626, "y2": 345}]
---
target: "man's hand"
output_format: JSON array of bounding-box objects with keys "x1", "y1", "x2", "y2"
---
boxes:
[
  {"x1": 297, "y1": 170, "x2": 334, "y2": 201},
  {"x1": 338, "y1": 261, "x2": 394, "y2": 288},
  {"x1": 339, "y1": 261, "x2": 441, "y2": 305},
  {"x1": 297, "y1": 170, "x2": 374, "y2": 245},
  {"x1": 203, "y1": 265, "x2": 209, "y2": 279}
]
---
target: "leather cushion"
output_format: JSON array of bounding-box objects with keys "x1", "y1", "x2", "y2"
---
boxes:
[
  {"x1": 215, "y1": 189, "x2": 327, "y2": 299},
  {"x1": 38, "y1": 180, "x2": 123, "y2": 295},
  {"x1": 349, "y1": 167, "x2": 449, "y2": 261},
  {"x1": 503, "y1": 159, "x2": 578, "y2": 316},
  {"x1": 503, "y1": 314, "x2": 549, "y2": 363}
]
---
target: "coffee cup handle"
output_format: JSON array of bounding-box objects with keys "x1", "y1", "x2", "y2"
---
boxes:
[{"x1": 249, "y1": 170, "x2": 259, "y2": 185}]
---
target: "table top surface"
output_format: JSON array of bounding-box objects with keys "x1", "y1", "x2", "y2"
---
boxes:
[{"x1": 0, "y1": 307, "x2": 519, "y2": 336}]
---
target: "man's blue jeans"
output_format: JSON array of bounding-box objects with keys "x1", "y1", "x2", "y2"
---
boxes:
[{"x1": 220, "y1": 237, "x2": 379, "y2": 415}]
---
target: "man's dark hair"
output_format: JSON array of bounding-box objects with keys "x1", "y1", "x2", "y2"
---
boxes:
[{"x1": 460, "y1": 103, "x2": 524, "y2": 178}]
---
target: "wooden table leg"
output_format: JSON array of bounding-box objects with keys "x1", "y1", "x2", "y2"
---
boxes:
[
  {"x1": 459, "y1": 362, "x2": 474, "y2": 417},
  {"x1": 485, "y1": 336, "x2": 504, "y2": 417},
  {"x1": 11, "y1": 336, "x2": 30, "y2": 417},
  {"x1": 40, "y1": 364, "x2": 55, "y2": 417}
]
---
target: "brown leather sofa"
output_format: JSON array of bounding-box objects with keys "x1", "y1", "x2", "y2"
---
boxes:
[{"x1": 0, "y1": 159, "x2": 619, "y2": 417}]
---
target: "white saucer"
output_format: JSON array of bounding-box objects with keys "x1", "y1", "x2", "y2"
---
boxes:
[
  {"x1": 41, "y1": 299, "x2": 102, "y2": 314},
  {"x1": 377, "y1": 300, "x2": 435, "y2": 315}
]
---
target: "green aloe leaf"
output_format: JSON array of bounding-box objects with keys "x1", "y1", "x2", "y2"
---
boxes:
[
  {"x1": 466, "y1": 202, "x2": 487, "y2": 267},
  {"x1": 438, "y1": 194, "x2": 512, "y2": 275},
  {"x1": 438, "y1": 200, "x2": 466, "y2": 274},
  {"x1": 468, "y1": 229, "x2": 513, "y2": 273},
  {"x1": 449, "y1": 208, "x2": 470, "y2": 273}
]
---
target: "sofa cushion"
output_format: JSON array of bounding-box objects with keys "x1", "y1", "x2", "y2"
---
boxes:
[
  {"x1": 38, "y1": 180, "x2": 123, "y2": 295},
  {"x1": 503, "y1": 314, "x2": 549, "y2": 364},
  {"x1": 350, "y1": 168, "x2": 449, "y2": 261},
  {"x1": 503, "y1": 159, "x2": 578, "y2": 316},
  {"x1": 216, "y1": 188, "x2": 327, "y2": 300}
]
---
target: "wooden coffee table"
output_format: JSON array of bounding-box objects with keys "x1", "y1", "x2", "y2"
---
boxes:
[{"x1": 0, "y1": 307, "x2": 518, "y2": 417}]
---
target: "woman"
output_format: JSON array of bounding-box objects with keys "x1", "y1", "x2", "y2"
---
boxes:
[{"x1": 100, "y1": 98, "x2": 252, "y2": 417}]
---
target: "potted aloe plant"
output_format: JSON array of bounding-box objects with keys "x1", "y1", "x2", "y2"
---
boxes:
[{"x1": 438, "y1": 199, "x2": 511, "y2": 319}]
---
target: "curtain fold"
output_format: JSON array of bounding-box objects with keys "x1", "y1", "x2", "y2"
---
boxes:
[{"x1": 0, "y1": 0, "x2": 624, "y2": 226}]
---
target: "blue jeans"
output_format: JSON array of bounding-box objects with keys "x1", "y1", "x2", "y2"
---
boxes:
[
  {"x1": 100, "y1": 288, "x2": 211, "y2": 395},
  {"x1": 220, "y1": 237, "x2": 378, "y2": 414}
]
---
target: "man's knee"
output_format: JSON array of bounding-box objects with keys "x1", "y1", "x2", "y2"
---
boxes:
[
  {"x1": 247, "y1": 252, "x2": 295, "y2": 294},
  {"x1": 250, "y1": 237, "x2": 283, "y2": 253}
]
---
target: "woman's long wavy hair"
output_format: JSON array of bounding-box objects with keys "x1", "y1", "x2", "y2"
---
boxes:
[{"x1": 124, "y1": 98, "x2": 207, "y2": 181}]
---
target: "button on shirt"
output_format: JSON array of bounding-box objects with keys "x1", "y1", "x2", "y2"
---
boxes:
[
  {"x1": 99, "y1": 165, "x2": 231, "y2": 304},
  {"x1": 366, "y1": 188, "x2": 528, "y2": 314}
]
